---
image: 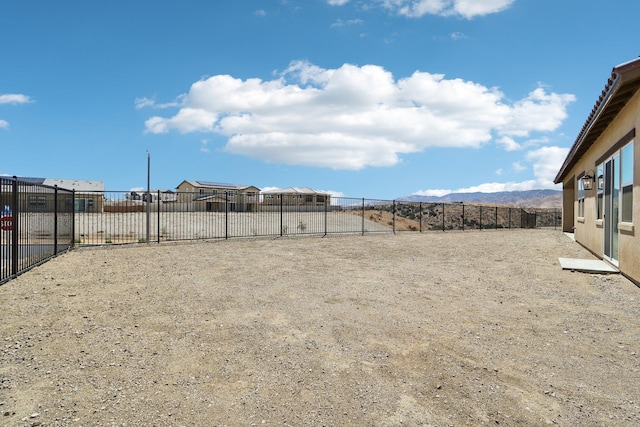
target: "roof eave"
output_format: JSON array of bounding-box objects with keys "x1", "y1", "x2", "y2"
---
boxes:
[
  {"x1": 555, "y1": 57, "x2": 640, "y2": 184},
  {"x1": 553, "y1": 73, "x2": 621, "y2": 184}
]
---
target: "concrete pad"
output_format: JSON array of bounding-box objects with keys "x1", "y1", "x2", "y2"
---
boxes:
[
  {"x1": 559, "y1": 258, "x2": 619, "y2": 274},
  {"x1": 564, "y1": 232, "x2": 575, "y2": 241}
]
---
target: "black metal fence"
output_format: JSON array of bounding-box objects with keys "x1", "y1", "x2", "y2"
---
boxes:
[
  {"x1": 1, "y1": 177, "x2": 74, "y2": 285},
  {"x1": 1, "y1": 185, "x2": 561, "y2": 284},
  {"x1": 388, "y1": 201, "x2": 560, "y2": 231},
  {"x1": 72, "y1": 191, "x2": 560, "y2": 245}
]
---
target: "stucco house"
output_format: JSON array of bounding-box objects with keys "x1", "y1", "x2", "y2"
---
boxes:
[
  {"x1": 554, "y1": 57, "x2": 639, "y2": 285},
  {"x1": 176, "y1": 180, "x2": 260, "y2": 212},
  {"x1": 261, "y1": 187, "x2": 330, "y2": 207},
  {"x1": 1, "y1": 177, "x2": 104, "y2": 213}
]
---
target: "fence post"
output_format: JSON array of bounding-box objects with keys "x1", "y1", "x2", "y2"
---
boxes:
[
  {"x1": 280, "y1": 194, "x2": 284, "y2": 237},
  {"x1": 225, "y1": 191, "x2": 229, "y2": 239},
  {"x1": 479, "y1": 206, "x2": 483, "y2": 230},
  {"x1": 72, "y1": 190, "x2": 75, "y2": 247},
  {"x1": 324, "y1": 198, "x2": 328, "y2": 237},
  {"x1": 392, "y1": 200, "x2": 396, "y2": 234},
  {"x1": 11, "y1": 177, "x2": 18, "y2": 276},
  {"x1": 54, "y1": 185, "x2": 58, "y2": 255},
  {"x1": 419, "y1": 202, "x2": 422, "y2": 233},
  {"x1": 442, "y1": 203, "x2": 445, "y2": 232},
  {"x1": 508, "y1": 208, "x2": 511, "y2": 229},
  {"x1": 462, "y1": 204, "x2": 465, "y2": 231},
  {"x1": 157, "y1": 190, "x2": 160, "y2": 243},
  {"x1": 495, "y1": 206, "x2": 498, "y2": 230},
  {"x1": 361, "y1": 198, "x2": 365, "y2": 236}
]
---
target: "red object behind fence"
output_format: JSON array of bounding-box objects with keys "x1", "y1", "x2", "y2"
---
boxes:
[{"x1": 0, "y1": 215, "x2": 12, "y2": 231}]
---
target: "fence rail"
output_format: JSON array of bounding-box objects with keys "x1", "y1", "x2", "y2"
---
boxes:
[
  {"x1": 1, "y1": 186, "x2": 561, "y2": 284},
  {"x1": 1, "y1": 177, "x2": 74, "y2": 285}
]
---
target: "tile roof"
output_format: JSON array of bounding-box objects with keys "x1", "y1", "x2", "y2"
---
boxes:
[{"x1": 555, "y1": 57, "x2": 640, "y2": 183}]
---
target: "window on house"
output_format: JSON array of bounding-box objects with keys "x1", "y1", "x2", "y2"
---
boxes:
[
  {"x1": 578, "y1": 177, "x2": 585, "y2": 218},
  {"x1": 621, "y1": 141, "x2": 634, "y2": 222},
  {"x1": 305, "y1": 195, "x2": 313, "y2": 203},
  {"x1": 317, "y1": 196, "x2": 325, "y2": 203},
  {"x1": 596, "y1": 163, "x2": 604, "y2": 220},
  {"x1": 74, "y1": 198, "x2": 94, "y2": 212},
  {"x1": 29, "y1": 196, "x2": 47, "y2": 209}
]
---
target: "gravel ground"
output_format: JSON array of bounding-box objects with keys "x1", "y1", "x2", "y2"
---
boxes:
[{"x1": 1, "y1": 229, "x2": 639, "y2": 426}]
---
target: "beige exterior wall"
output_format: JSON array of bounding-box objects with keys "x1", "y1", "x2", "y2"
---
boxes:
[{"x1": 563, "y1": 90, "x2": 640, "y2": 283}]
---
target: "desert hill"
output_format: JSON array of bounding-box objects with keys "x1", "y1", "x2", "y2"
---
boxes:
[{"x1": 397, "y1": 189, "x2": 561, "y2": 209}]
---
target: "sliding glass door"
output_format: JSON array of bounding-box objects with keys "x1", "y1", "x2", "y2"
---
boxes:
[{"x1": 603, "y1": 154, "x2": 620, "y2": 264}]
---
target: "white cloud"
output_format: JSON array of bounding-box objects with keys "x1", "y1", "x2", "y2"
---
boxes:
[
  {"x1": 495, "y1": 168, "x2": 503, "y2": 175},
  {"x1": 328, "y1": 0, "x2": 515, "y2": 19},
  {"x1": 145, "y1": 108, "x2": 218, "y2": 134},
  {"x1": 414, "y1": 188, "x2": 453, "y2": 197},
  {"x1": 331, "y1": 18, "x2": 364, "y2": 28},
  {"x1": 413, "y1": 180, "x2": 539, "y2": 196},
  {"x1": 413, "y1": 145, "x2": 567, "y2": 196},
  {"x1": 135, "y1": 96, "x2": 182, "y2": 110},
  {"x1": 134, "y1": 97, "x2": 156, "y2": 109},
  {"x1": 450, "y1": 31, "x2": 468, "y2": 40},
  {"x1": 143, "y1": 60, "x2": 574, "y2": 170},
  {"x1": 498, "y1": 88, "x2": 576, "y2": 137},
  {"x1": 200, "y1": 139, "x2": 211, "y2": 153},
  {"x1": 448, "y1": 0, "x2": 515, "y2": 19},
  {"x1": 0, "y1": 93, "x2": 32, "y2": 130},
  {"x1": 512, "y1": 161, "x2": 526, "y2": 172},
  {"x1": 496, "y1": 136, "x2": 521, "y2": 151},
  {"x1": 525, "y1": 145, "x2": 568, "y2": 188},
  {"x1": 0, "y1": 94, "x2": 32, "y2": 105}
]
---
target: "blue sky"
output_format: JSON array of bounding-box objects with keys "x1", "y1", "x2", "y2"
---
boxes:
[{"x1": 2, "y1": 0, "x2": 639, "y2": 199}]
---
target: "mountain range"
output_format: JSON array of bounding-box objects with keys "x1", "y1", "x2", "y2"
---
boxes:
[{"x1": 397, "y1": 189, "x2": 562, "y2": 209}]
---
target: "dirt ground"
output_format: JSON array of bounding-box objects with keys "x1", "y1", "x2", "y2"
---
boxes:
[{"x1": 1, "y1": 230, "x2": 639, "y2": 426}]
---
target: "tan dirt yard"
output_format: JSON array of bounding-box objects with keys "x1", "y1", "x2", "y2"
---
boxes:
[{"x1": 1, "y1": 229, "x2": 639, "y2": 426}]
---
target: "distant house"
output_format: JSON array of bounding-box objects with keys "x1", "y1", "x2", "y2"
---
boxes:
[
  {"x1": 261, "y1": 187, "x2": 330, "y2": 207},
  {"x1": 44, "y1": 178, "x2": 104, "y2": 212},
  {"x1": 554, "y1": 57, "x2": 639, "y2": 285},
  {"x1": 176, "y1": 180, "x2": 260, "y2": 212},
  {"x1": 0, "y1": 177, "x2": 104, "y2": 213},
  {"x1": 127, "y1": 190, "x2": 177, "y2": 203}
]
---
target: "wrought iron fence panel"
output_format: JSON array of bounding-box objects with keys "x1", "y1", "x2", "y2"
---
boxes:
[{"x1": 1, "y1": 177, "x2": 74, "y2": 285}]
